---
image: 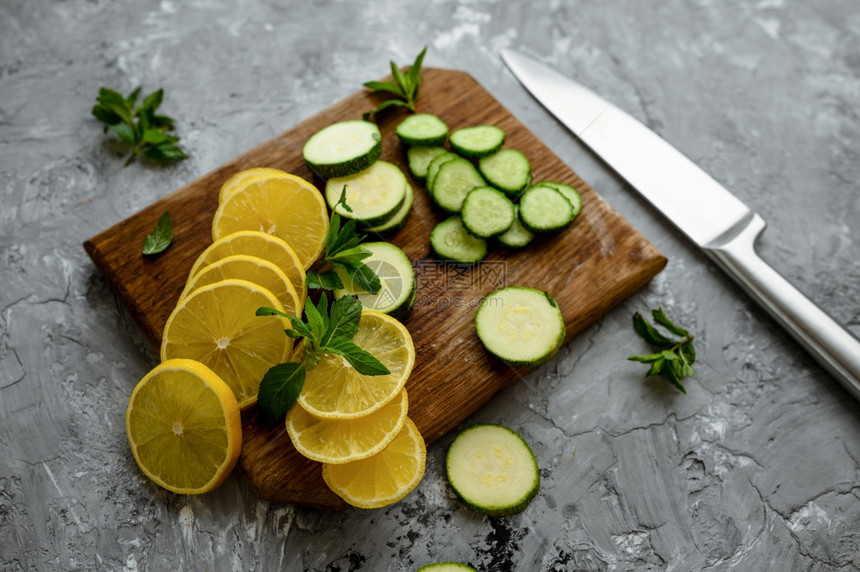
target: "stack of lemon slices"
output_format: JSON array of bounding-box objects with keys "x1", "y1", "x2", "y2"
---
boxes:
[
  {"x1": 126, "y1": 168, "x2": 426, "y2": 508},
  {"x1": 286, "y1": 309, "x2": 425, "y2": 508}
]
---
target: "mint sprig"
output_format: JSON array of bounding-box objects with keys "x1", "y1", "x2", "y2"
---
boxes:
[
  {"x1": 362, "y1": 46, "x2": 427, "y2": 120},
  {"x1": 306, "y1": 187, "x2": 382, "y2": 294},
  {"x1": 628, "y1": 308, "x2": 696, "y2": 393},
  {"x1": 92, "y1": 86, "x2": 187, "y2": 166},
  {"x1": 256, "y1": 294, "x2": 390, "y2": 420}
]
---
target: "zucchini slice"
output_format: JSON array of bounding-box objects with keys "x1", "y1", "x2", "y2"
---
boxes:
[
  {"x1": 518, "y1": 183, "x2": 575, "y2": 233},
  {"x1": 460, "y1": 186, "x2": 515, "y2": 238},
  {"x1": 407, "y1": 146, "x2": 448, "y2": 182},
  {"x1": 449, "y1": 125, "x2": 505, "y2": 158},
  {"x1": 396, "y1": 114, "x2": 449, "y2": 147},
  {"x1": 430, "y1": 216, "x2": 487, "y2": 263},
  {"x1": 446, "y1": 424, "x2": 539, "y2": 517},
  {"x1": 334, "y1": 241, "x2": 415, "y2": 321},
  {"x1": 541, "y1": 181, "x2": 582, "y2": 219},
  {"x1": 425, "y1": 152, "x2": 460, "y2": 192},
  {"x1": 496, "y1": 206, "x2": 534, "y2": 249},
  {"x1": 431, "y1": 158, "x2": 486, "y2": 213},
  {"x1": 303, "y1": 120, "x2": 382, "y2": 180},
  {"x1": 474, "y1": 286, "x2": 564, "y2": 366},
  {"x1": 364, "y1": 182, "x2": 414, "y2": 238},
  {"x1": 478, "y1": 148, "x2": 532, "y2": 196},
  {"x1": 325, "y1": 161, "x2": 407, "y2": 227}
]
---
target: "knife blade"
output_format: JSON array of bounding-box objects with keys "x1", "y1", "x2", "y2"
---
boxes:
[{"x1": 501, "y1": 48, "x2": 860, "y2": 401}]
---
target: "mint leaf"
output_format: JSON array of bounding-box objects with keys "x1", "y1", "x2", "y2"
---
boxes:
[
  {"x1": 334, "y1": 259, "x2": 381, "y2": 294},
  {"x1": 257, "y1": 362, "x2": 306, "y2": 420},
  {"x1": 325, "y1": 338, "x2": 390, "y2": 376},
  {"x1": 362, "y1": 81, "x2": 405, "y2": 97},
  {"x1": 142, "y1": 210, "x2": 173, "y2": 255},
  {"x1": 321, "y1": 295, "x2": 362, "y2": 348},
  {"x1": 307, "y1": 269, "x2": 344, "y2": 291},
  {"x1": 651, "y1": 307, "x2": 688, "y2": 337},
  {"x1": 632, "y1": 313, "x2": 672, "y2": 348},
  {"x1": 304, "y1": 293, "x2": 328, "y2": 344}
]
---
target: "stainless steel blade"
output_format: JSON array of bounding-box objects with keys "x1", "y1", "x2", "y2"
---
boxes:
[
  {"x1": 501, "y1": 48, "x2": 751, "y2": 248},
  {"x1": 500, "y1": 48, "x2": 860, "y2": 400}
]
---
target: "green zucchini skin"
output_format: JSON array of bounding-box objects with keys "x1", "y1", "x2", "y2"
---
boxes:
[
  {"x1": 449, "y1": 125, "x2": 506, "y2": 158},
  {"x1": 445, "y1": 424, "x2": 540, "y2": 517},
  {"x1": 303, "y1": 120, "x2": 382, "y2": 180},
  {"x1": 474, "y1": 286, "x2": 565, "y2": 366},
  {"x1": 396, "y1": 114, "x2": 449, "y2": 147},
  {"x1": 460, "y1": 186, "x2": 516, "y2": 238},
  {"x1": 518, "y1": 183, "x2": 575, "y2": 233},
  {"x1": 429, "y1": 216, "x2": 487, "y2": 263}
]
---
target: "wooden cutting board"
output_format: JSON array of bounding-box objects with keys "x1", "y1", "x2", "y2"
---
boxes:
[{"x1": 84, "y1": 68, "x2": 666, "y2": 508}]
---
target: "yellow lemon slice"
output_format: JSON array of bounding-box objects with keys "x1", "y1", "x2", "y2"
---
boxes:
[
  {"x1": 125, "y1": 359, "x2": 242, "y2": 494},
  {"x1": 188, "y1": 230, "x2": 306, "y2": 305},
  {"x1": 211, "y1": 174, "x2": 328, "y2": 269},
  {"x1": 287, "y1": 389, "x2": 408, "y2": 464},
  {"x1": 297, "y1": 310, "x2": 415, "y2": 420},
  {"x1": 218, "y1": 167, "x2": 287, "y2": 204},
  {"x1": 180, "y1": 254, "x2": 301, "y2": 316},
  {"x1": 322, "y1": 417, "x2": 426, "y2": 509},
  {"x1": 160, "y1": 279, "x2": 292, "y2": 408}
]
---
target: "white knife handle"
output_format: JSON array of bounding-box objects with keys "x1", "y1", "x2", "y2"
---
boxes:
[{"x1": 705, "y1": 213, "x2": 860, "y2": 400}]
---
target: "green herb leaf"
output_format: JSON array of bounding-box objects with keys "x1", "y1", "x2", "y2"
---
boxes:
[
  {"x1": 325, "y1": 338, "x2": 390, "y2": 376},
  {"x1": 92, "y1": 85, "x2": 186, "y2": 166},
  {"x1": 651, "y1": 307, "x2": 688, "y2": 337},
  {"x1": 362, "y1": 46, "x2": 427, "y2": 120},
  {"x1": 362, "y1": 81, "x2": 405, "y2": 97},
  {"x1": 333, "y1": 259, "x2": 381, "y2": 294},
  {"x1": 257, "y1": 362, "x2": 306, "y2": 420},
  {"x1": 304, "y1": 293, "x2": 328, "y2": 344},
  {"x1": 321, "y1": 295, "x2": 363, "y2": 348},
  {"x1": 142, "y1": 210, "x2": 173, "y2": 255},
  {"x1": 629, "y1": 308, "x2": 696, "y2": 393},
  {"x1": 306, "y1": 269, "x2": 344, "y2": 291}
]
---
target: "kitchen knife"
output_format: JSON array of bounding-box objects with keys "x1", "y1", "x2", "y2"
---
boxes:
[{"x1": 501, "y1": 48, "x2": 860, "y2": 401}]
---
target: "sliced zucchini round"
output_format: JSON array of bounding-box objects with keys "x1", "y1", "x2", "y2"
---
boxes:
[
  {"x1": 518, "y1": 183, "x2": 575, "y2": 233},
  {"x1": 425, "y1": 152, "x2": 460, "y2": 192},
  {"x1": 333, "y1": 241, "x2": 415, "y2": 321},
  {"x1": 430, "y1": 216, "x2": 487, "y2": 263},
  {"x1": 541, "y1": 181, "x2": 582, "y2": 219},
  {"x1": 496, "y1": 206, "x2": 534, "y2": 249},
  {"x1": 431, "y1": 158, "x2": 486, "y2": 214},
  {"x1": 303, "y1": 120, "x2": 382, "y2": 180},
  {"x1": 478, "y1": 148, "x2": 532, "y2": 196},
  {"x1": 364, "y1": 182, "x2": 414, "y2": 239},
  {"x1": 407, "y1": 146, "x2": 448, "y2": 182},
  {"x1": 449, "y1": 125, "x2": 505, "y2": 158},
  {"x1": 474, "y1": 286, "x2": 564, "y2": 366},
  {"x1": 325, "y1": 161, "x2": 407, "y2": 227},
  {"x1": 460, "y1": 186, "x2": 515, "y2": 238},
  {"x1": 396, "y1": 113, "x2": 449, "y2": 147},
  {"x1": 446, "y1": 424, "x2": 540, "y2": 517}
]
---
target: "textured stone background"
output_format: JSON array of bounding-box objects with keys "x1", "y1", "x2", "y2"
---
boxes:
[{"x1": 2, "y1": 0, "x2": 859, "y2": 570}]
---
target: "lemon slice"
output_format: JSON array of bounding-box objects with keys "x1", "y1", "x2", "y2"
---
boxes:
[
  {"x1": 160, "y1": 279, "x2": 292, "y2": 408},
  {"x1": 125, "y1": 359, "x2": 242, "y2": 494},
  {"x1": 181, "y1": 254, "x2": 301, "y2": 315},
  {"x1": 287, "y1": 389, "x2": 408, "y2": 464},
  {"x1": 218, "y1": 167, "x2": 286, "y2": 204},
  {"x1": 297, "y1": 310, "x2": 415, "y2": 419},
  {"x1": 322, "y1": 417, "x2": 426, "y2": 509},
  {"x1": 188, "y1": 230, "x2": 307, "y2": 305},
  {"x1": 211, "y1": 174, "x2": 328, "y2": 269}
]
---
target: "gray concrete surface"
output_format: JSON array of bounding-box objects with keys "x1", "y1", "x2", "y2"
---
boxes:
[{"x1": 2, "y1": 0, "x2": 859, "y2": 570}]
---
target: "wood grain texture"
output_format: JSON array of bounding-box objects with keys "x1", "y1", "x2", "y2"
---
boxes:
[{"x1": 84, "y1": 68, "x2": 666, "y2": 508}]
